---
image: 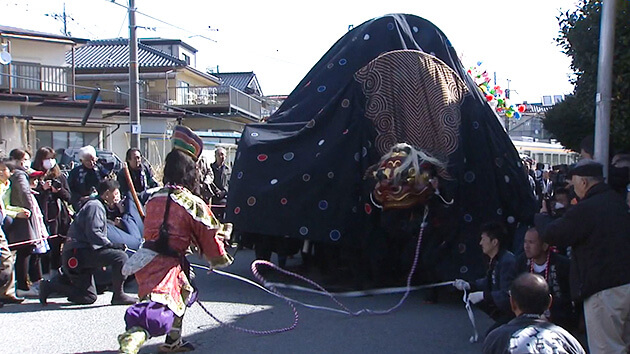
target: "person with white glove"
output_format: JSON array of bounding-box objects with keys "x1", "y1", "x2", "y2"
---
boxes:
[
  {"x1": 453, "y1": 279, "x2": 470, "y2": 291},
  {"x1": 466, "y1": 222, "x2": 517, "y2": 334},
  {"x1": 468, "y1": 291, "x2": 484, "y2": 304}
]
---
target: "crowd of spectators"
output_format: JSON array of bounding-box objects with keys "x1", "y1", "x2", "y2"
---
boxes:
[{"x1": 455, "y1": 146, "x2": 630, "y2": 353}]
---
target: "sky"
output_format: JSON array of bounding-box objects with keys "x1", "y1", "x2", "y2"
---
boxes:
[{"x1": 2, "y1": 0, "x2": 580, "y2": 102}]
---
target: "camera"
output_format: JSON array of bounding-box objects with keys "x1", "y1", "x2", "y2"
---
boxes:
[{"x1": 48, "y1": 178, "x2": 63, "y2": 189}]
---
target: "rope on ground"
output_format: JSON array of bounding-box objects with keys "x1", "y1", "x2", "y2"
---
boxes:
[{"x1": 128, "y1": 205, "x2": 479, "y2": 340}]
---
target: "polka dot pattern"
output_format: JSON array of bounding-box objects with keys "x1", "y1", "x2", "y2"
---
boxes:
[
  {"x1": 330, "y1": 230, "x2": 341, "y2": 241},
  {"x1": 247, "y1": 197, "x2": 256, "y2": 206}
]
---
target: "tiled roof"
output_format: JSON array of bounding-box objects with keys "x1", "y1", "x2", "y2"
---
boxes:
[
  {"x1": 0, "y1": 25, "x2": 88, "y2": 43},
  {"x1": 215, "y1": 72, "x2": 255, "y2": 92},
  {"x1": 68, "y1": 38, "x2": 186, "y2": 69}
]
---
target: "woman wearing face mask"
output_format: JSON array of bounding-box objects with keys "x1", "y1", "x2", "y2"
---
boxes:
[
  {"x1": 32, "y1": 147, "x2": 71, "y2": 277},
  {"x1": 7, "y1": 148, "x2": 44, "y2": 297}
]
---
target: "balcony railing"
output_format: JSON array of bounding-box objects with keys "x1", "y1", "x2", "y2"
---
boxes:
[
  {"x1": 171, "y1": 85, "x2": 261, "y2": 120},
  {"x1": 0, "y1": 61, "x2": 71, "y2": 95}
]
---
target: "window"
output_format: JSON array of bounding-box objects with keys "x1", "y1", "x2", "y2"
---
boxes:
[
  {"x1": 36, "y1": 130, "x2": 101, "y2": 150},
  {"x1": 181, "y1": 53, "x2": 190, "y2": 66}
]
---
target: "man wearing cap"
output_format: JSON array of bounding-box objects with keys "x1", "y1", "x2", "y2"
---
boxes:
[{"x1": 541, "y1": 159, "x2": 630, "y2": 353}]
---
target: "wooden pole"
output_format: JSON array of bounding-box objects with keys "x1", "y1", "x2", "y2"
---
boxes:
[{"x1": 122, "y1": 162, "x2": 145, "y2": 219}]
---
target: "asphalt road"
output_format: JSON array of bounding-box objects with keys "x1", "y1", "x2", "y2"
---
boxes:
[{"x1": 1, "y1": 248, "x2": 492, "y2": 354}]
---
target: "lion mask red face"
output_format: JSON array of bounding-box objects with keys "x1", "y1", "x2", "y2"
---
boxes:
[{"x1": 371, "y1": 144, "x2": 442, "y2": 210}]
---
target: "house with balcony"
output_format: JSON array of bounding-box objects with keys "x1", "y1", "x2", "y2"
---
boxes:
[
  {"x1": 70, "y1": 38, "x2": 263, "y2": 128},
  {"x1": 0, "y1": 25, "x2": 139, "y2": 159}
]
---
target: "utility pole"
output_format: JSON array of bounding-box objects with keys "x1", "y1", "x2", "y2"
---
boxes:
[
  {"x1": 594, "y1": 0, "x2": 617, "y2": 179},
  {"x1": 129, "y1": 0, "x2": 141, "y2": 148}
]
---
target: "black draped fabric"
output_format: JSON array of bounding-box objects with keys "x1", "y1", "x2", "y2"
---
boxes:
[{"x1": 226, "y1": 13, "x2": 536, "y2": 279}]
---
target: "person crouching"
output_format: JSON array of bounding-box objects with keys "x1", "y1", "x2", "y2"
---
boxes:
[{"x1": 39, "y1": 179, "x2": 137, "y2": 305}]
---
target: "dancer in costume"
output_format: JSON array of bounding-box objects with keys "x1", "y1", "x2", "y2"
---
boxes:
[{"x1": 118, "y1": 125, "x2": 233, "y2": 354}]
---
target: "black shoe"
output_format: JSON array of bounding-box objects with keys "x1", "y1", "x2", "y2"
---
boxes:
[
  {"x1": 159, "y1": 338, "x2": 195, "y2": 352},
  {"x1": 111, "y1": 292, "x2": 137, "y2": 305},
  {"x1": 0, "y1": 296, "x2": 25, "y2": 304},
  {"x1": 39, "y1": 280, "x2": 52, "y2": 305}
]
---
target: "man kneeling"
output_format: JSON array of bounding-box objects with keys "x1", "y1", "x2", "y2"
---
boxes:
[
  {"x1": 39, "y1": 180, "x2": 137, "y2": 305},
  {"x1": 483, "y1": 273, "x2": 584, "y2": 354}
]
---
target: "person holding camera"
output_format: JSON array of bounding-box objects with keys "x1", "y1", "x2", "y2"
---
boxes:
[
  {"x1": 68, "y1": 145, "x2": 108, "y2": 211},
  {"x1": 32, "y1": 147, "x2": 71, "y2": 277}
]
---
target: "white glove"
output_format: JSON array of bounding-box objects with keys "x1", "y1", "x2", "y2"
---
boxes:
[
  {"x1": 468, "y1": 291, "x2": 484, "y2": 304},
  {"x1": 453, "y1": 279, "x2": 471, "y2": 291}
]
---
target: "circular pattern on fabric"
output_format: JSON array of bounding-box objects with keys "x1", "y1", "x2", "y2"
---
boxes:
[
  {"x1": 247, "y1": 197, "x2": 256, "y2": 206},
  {"x1": 364, "y1": 203, "x2": 372, "y2": 214},
  {"x1": 412, "y1": 26, "x2": 419, "y2": 33},
  {"x1": 283, "y1": 152, "x2": 295, "y2": 161},
  {"x1": 318, "y1": 200, "x2": 328, "y2": 210},
  {"x1": 270, "y1": 179, "x2": 278, "y2": 185},
  {"x1": 507, "y1": 216, "x2": 516, "y2": 224},
  {"x1": 342, "y1": 129, "x2": 349, "y2": 135},
  {"x1": 363, "y1": 72, "x2": 382, "y2": 95},
  {"x1": 367, "y1": 94, "x2": 387, "y2": 112},
  {"x1": 458, "y1": 243, "x2": 467, "y2": 254},
  {"x1": 464, "y1": 214, "x2": 473, "y2": 223},
  {"x1": 318, "y1": 139, "x2": 325, "y2": 146},
  {"x1": 504, "y1": 175, "x2": 510, "y2": 183},
  {"x1": 352, "y1": 206, "x2": 358, "y2": 213},
  {"x1": 460, "y1": 266, "x2": 469, "y2": 274},
  {"x1": 327, "y1": 63, "x2": 334, "y2": 69},
  {"x1": 472, "y1": 121, "x2": 480, "y2": 130},
  {"x1": 280, "y1": 198, "x2": 288, "y2": 205},
  {"x1": 464, "y1": 171, "x2": 476, "y2": 183},
  {"x1": 338, "y1": 58, "x2": 347, "y2": 66},
  {"x1": 306, "y1": 120, "x2": 316, "y2": 128},
  {"x1": 299, "y1": 227, "x2": 309, "y2": 236},
  {"x1": 363, "y1": 34, "x2": 370, "y2": 40},
  {"x1": 373, "y1": 111, "x2": 394, "y2": 132},
  {"x1": 257, "y1": 154, "x2": 268, "y2": 162},
  {"x1": 341, "y1": 99, "x2": 350, "y2": 108},
  {"x1": 362, "y1": 147, "x2": 368, "y2": 157},
  {"x1": 354, "y1": 152, "x2": 361, "y2": 162},
  {"x1": 329, "y1": 230, "x2": 341, "y2": 241},
  {"x1": 233, "y1": 207, "x2": 241, "y2": 215},
  {"x1": 237, "y1": 171, "x2": 243, "y2": 179},
  {"x1": 302, "y1": 174, "x2": 311, "y2": 182},
  {"x1": 315, "y1": 152, "x2": 321, "y2": 158},
  {"x1": 317, "y1": 85, "x2": 327, "y2": 93},
  {"x1": 495, "y1": 157, "x2": 504, "y2": 167},
  {"x1": 517, "y1": 161, "x2": 523, "y2": 168},
  {"x1": 327, "y1": 171, "x2": 334, "y2": 179},
  {"x1": 497, "y1": 208, "x2": 503, "y2": 215},
  {"x1": 387, "y1": 23, "x2": 395, "y2": 30},
  {"x1": 250, "y1": 132, "x2": 259, "y2": 137}
]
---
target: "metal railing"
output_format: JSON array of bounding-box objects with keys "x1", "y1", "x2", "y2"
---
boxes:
[
  {"x1": 172, "y1": 85, "x2": 261, "y2": 119},
  {"x1": 0, "y1": 61, "x2": 71, "y2": 95}
]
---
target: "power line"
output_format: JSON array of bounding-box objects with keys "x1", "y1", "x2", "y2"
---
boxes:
[
  {"x1": 106, "y1": 0, "x2": 216, "y2": 42},
  {"x1": 0, "y1": 71, "x2": 247, "y2": 126}
]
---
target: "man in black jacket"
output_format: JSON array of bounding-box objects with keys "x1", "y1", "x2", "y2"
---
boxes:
[
  {"x1": 514, "y1": 227, "x2": 576, "y2": 331},
  {"x1": 542, "y1": 159, "x2": 630, "y2": 353},
  {"x1": 454, "y1": 222, "x2": 516, "y2": 333}
]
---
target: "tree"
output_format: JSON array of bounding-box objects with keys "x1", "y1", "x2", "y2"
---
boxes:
[{"x1": 544, "y1": 0, "x2": 630, "y2": 152}]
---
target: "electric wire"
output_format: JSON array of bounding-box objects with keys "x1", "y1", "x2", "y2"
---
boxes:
[{"x1": 106, "y1": 0, "x2": 216, "y2": 42}]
